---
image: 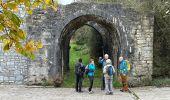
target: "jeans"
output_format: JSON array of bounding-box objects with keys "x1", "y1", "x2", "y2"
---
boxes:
[
  {"x1": 75, "y1": 74, "x2": 83, "y2": 92},
  {"x1": 88, "y1": 76, "x2": 94, "y2": 92},
  {"x1": 104, "y1": 77, "x2": 113, "y2": 93}
]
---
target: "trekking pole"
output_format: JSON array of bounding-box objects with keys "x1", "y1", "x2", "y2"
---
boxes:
[{"x1": 128, "y1": 88, "x2": 141, "y2": 100}]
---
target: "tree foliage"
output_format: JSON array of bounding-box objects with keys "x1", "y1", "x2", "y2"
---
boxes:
[
  {"x1": 72, "y1": 25, "x2": 103, "y2": 67},
  {"x1": 0, "y1": 0, "x2": 57, "y2": 59},
  {"x1": 152, "y1": 1, "x2": 170, "y2": 77}
]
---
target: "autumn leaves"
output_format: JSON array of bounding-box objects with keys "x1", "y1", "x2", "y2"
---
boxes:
[{"x1": 0, "y1": 0, "x2": 57, "y2": 59}]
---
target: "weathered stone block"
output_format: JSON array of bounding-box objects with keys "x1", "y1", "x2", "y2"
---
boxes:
[
  {"x1": 14, "y1": 70, "x2": 20, "y2": 75},
  {"x1": 0, "y1": 76, "x2": 3, "y2": 81},
  {"x1": 16, "y1": 76, "x2": 23, "y2": 81},
  {"x1": 9, "y1": 77, "x2": 15, "y2": 81},
  {"x1": 3, "y1": 77, "x2": 8, "y2": 81}
]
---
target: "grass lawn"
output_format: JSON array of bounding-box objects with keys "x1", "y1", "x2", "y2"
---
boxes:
[{"x1": 63, "y1": 42, "x2": 122, "y2": 88}]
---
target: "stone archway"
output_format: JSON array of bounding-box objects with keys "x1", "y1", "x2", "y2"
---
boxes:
[
  {"x1": 27, "y1": 3, "x2": 154, "y2": 86},
  {"x1": 59, "y1": 15, "x2": 123, "y2": 76}
]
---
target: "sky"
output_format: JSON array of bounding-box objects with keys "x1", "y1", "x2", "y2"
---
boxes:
[{"x1": 58, "y1": 0, "x2": 74, "y2": 5}]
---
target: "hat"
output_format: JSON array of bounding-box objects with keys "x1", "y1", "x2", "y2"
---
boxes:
[{"x1": 106, "y1": 59, "x2": 112, "y2": 66}]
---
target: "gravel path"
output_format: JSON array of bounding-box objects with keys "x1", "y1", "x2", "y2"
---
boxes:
[
  {"x1": 0, "y1": 86, "x2": 132, "y2": 100},
  {"x1": 0, "y1": 85, "x2": 170, "y2": 100}
]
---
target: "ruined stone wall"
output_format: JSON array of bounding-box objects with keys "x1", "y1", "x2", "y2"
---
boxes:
[
  {"x1": 0, "y1": 3, "x2": 154, "y2": 85},
  {"x1": 0, "y1": 45, "x2": 28, "y2": 84}
]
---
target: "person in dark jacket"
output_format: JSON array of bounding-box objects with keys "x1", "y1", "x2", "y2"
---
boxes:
[{"x1": 75, "y1": 58, "x2": 85, "y2": 93}]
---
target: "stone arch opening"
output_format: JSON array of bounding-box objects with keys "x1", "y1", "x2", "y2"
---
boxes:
[{"x1": 59, "y1": 14, "x2": 127, "y2": 76}]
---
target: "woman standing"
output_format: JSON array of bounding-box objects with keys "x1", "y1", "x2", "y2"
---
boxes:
[
  {"x1": 103, "y1": 59, "x2": 115, "y2": 95},
  {"x1": 86, "y1": 59, "x2": 96, "y2": 94}
]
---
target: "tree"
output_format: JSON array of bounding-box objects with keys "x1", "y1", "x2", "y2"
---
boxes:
[
  {"x1": 152, "y1": 1, "x2": 170, "y2": 77},
  {"x1": 0, "y1": 0, "x2": 57, "y2": 59}
]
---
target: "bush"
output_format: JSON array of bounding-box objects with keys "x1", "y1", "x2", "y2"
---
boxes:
[{"x1": 54, "y1": 76, "x2": 63, "y2": 87}]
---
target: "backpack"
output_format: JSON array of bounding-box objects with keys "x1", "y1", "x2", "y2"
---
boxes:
[
  {"x1": 125, "y1": 60, "x2": 131, "y2": 71},
  {"x1": 107, "y1": 66, "x2": 114, "y2": 76},
  {"x1": 77, "y1": 64, "x2": 85, "y2": 75}
]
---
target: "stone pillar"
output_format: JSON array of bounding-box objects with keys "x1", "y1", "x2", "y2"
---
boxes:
[{"x1": 129, "y1": 15, "x2": 154, "y2": 86}]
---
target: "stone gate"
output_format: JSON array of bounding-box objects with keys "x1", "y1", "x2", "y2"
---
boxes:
[{"x1": 0, "y1": 2, "x2": 154, "y2": 86}]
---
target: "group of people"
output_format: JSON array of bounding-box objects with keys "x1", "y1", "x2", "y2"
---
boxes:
[{"x1": 75, "y1": 54, "x2": 129, "y2": 95}]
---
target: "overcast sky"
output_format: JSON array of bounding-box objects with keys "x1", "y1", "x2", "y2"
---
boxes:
[{"x1": 58, "y1": 0, "x2": 74, "y2": 5}]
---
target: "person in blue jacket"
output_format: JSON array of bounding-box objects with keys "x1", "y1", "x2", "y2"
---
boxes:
[
  {"x1": 119, "y1": 56, "x2": 129, "y2": 92},
  {"x1": 86, "y1": 59, "x2": 96, "y2": 94},
  {"x1": 98, "y1": 54, "x2": 109, "y2": 90}
]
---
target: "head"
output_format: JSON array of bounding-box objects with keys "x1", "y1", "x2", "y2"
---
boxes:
[
  {"x1": 90, "y1": 59, "x2": 94, "y2": 64},
  {"x1": 106, "y1": 59, "x2": 112, "y2": 66},
  {"x1": 78, "y1": 58, "x2": 82, "y2": 63},
  {"x1": 104, "y1": 54, "x2": 109, "y2": 60},
  {"x1": 119, "y1": 56, "x2": 123, "y2": 62}
]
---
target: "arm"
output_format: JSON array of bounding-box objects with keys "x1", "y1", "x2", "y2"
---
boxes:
[
  {"x1": 98, "y1": 58, "x2": 103, "y2": 65},
  {"x1": 103, "y1": 66, "x2": 108, "y2": 74},
  {"x1": 103, "y1": 66, "x2": 106, "y2": 74},
  {"x1": 85, "y1": 65, "x2": 88, "y2": 69}
]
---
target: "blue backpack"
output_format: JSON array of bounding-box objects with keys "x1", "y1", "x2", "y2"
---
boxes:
[{"x1": 108, "y1": 66, "x2": 114, "y2": 76}]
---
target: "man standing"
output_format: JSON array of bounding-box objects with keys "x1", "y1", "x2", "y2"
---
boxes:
[
  {"x1": 98, "y1": 54, "x2": 109, "y2": 90},
  {"x1": 75, "y1": 58, "x2": 85, "y2": 93},
  {"x1": 119, "y1": 56, "x2": 129, "y2": 92}
]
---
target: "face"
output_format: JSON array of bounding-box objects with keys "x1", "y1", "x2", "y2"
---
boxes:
[
  {"x1": 91, "y1": 61, "x2": 94, "y2": 64},
  {"x1": 104, "y1": 54, "x2": 109, "y2": 59}
]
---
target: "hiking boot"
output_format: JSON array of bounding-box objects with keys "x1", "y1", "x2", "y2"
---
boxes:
[
  {"x1": 120, "y1": 89, "x2": 124, "y2": 92},
  {"x1": 89, "y1": 91, "x2": 94, "y2": 94},
  {"x1": 120, "y1": 89, "x2": 129, "y2": 92},
  {"x1": 109, "y1": 92, "x2": 113, "y2": 95},
  {"x1": 79, "y1": 90, "x2": 83, "y2": 93},
  {"x1": 105, "y1": 92, "x2": 110, "y2": 95}
]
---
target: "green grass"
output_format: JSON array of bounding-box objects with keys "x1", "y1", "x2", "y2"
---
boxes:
[
  {"x1": 63, "y1": 42, "x2": 170, "y2": 88},
  {"x1": 63, "y1": 42, "x2": 122, "y2": 88},
  {"x1": 149, "y1": 78, "x2": 170, "y2": 87}
]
